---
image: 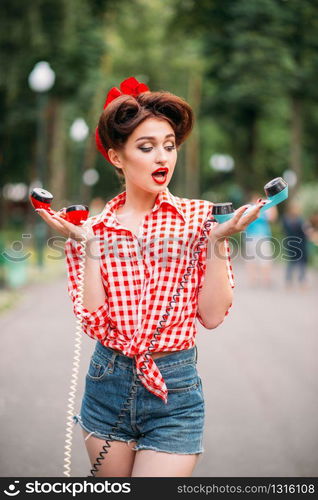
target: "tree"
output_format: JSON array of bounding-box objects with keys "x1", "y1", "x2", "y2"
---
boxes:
[
  {"x1": 173, "y1": 0, "x2": 318, "y2": 200},
  {"x1": 0, "y1": 0, "x2": 117, "y2": 222}
]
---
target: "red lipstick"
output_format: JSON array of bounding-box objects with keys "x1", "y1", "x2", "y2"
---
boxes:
[{"x1": 151, "y1": 167, "x2": 168, "y2": 184}]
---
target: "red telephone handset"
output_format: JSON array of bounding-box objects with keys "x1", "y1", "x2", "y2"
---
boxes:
[{"x1": 29, "y1": 187, "x2": 89, "y2": 225}]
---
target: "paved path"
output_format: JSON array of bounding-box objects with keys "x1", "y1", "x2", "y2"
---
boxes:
[{"x1": 0, "y1": 260, "x2": 317, "y2": 477}]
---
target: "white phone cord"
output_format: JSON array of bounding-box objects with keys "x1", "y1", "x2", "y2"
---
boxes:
[{"x1": 63, "y1": 219, "x2": 92, "y2": 477}]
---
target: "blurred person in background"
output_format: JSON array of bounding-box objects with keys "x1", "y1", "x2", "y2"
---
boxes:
[
  {"x1": 244, "y1": 192, "x2": 278, "y2": 288},
  {"x1": 281, "y1": 201, "x2": 311, "y2": 291}
]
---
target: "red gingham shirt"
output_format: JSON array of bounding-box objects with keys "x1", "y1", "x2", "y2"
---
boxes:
[{"x1": 64, "y1": 187, "x2": 235, "y2": 403}]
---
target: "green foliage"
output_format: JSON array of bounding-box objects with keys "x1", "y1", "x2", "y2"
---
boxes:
[
  {"x1": 0, "y1": 0, "x2": 114, "y2": 190},
  {"x1": 297, "y1": 183, "x2": 318, "y2": 218},
  {"x1": 173, "y1": 0, "x2": 318, "y2": 193},
  {"x1": 1, "y1": 0, "x2": 318, "y2": 214}
]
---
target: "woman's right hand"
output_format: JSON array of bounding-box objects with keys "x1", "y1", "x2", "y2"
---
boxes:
[{"x1": 35, "y1": 208, "x2": 95, "y2": 241}]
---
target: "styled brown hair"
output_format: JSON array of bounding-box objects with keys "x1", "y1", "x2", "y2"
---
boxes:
[{"x1": 97, "y1": 91, "x2": 194, "y2": 186}]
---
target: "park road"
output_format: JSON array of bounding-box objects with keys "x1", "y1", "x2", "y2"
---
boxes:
[{"x1": 0, "y1": 259, "x2": 317, "y2": 477}]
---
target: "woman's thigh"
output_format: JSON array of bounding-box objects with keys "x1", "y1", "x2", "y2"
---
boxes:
[
  {"x1": 131, "y1": 449, "x2": 201, "y2": 477},
  {"x1": 83, "y1": 429, "x2": 137, "y2": 477}
]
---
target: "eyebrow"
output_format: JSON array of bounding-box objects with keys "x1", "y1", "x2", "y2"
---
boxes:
[{"x1": 135, "y1": 134, "x2": 175, "y2": 142}]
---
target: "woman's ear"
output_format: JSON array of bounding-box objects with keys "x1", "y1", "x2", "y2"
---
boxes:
[{"x1": 108, "y1": 148, "x2": 123, "y2": 169}]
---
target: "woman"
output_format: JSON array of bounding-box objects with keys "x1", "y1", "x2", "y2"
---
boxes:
[
  {"x1": 35, "y1": 77, "x2": 266, "y2": 477},
  {"x1": 244, "y1": 192, "x2": 278, "y2": 287}
]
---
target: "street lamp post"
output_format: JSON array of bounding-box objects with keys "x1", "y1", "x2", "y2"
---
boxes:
[
  {"x1": 69, "y1": 118, "x2": 89, "y2": 202},
  {"x1": 28, "y1": 61, "x2": 55, "y2": 268}
]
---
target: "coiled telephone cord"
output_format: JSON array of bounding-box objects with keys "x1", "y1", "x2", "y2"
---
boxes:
[
  {"x1": 63, "y1": 219, "x2": 93, "y2": 477},
  {"x1": 64, "y1": 213, "x2": 217, "y2": 477}
]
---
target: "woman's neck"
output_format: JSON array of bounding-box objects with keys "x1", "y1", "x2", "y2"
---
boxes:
[{"x1": 118, "y1": 185, "x2": 162, "y2": 216}]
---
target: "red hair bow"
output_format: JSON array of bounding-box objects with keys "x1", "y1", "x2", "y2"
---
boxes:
[{"x1": 95, "y1": 76, "x2": 150, "y2": 164}]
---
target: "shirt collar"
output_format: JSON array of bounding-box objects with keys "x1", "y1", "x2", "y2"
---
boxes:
[{"x1": 91, "y1": 186, "x2": 186, "y2": 230}]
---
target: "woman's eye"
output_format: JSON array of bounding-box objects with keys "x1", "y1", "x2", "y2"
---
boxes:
[
  {"x1": 139, "y1": 147, "x2": 153, "y2": 152},
  {"x1": 139, "y1": 144, "x2": 176, "y2": 153}
]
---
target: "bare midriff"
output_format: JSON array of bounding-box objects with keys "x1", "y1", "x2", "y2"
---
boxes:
[{"x1": 110, "y1": 348, "x2": 177, "y2": 359}]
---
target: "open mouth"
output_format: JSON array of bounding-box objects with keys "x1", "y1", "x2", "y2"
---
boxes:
[{"x1": 151, "y1": 169, "x2": 168, "y2": 183}]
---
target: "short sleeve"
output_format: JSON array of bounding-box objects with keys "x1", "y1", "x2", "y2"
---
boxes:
[
  {"x1": 196, "y1": 204, "x2": 235, "y2": 327},
  {"x1": 64, "y1": 237, "x2": 110, "y2": 340}
]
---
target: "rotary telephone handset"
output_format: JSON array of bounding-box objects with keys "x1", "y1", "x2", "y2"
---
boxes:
[
  {"x1": 211, "y1": 177, "x2": 288, "y2": 223},
  {"x1": 30, "y1": 177, "x2": 288, "y2": 477},
  {"x1": 30, "y1": 188, "x2": 90, "y2": 226}
]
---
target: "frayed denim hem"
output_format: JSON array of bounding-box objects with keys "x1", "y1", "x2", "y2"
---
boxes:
[
  {"x1": 131, "y1": 444, "x2": 205, "y2": 454},
  {"x1": 73, "y1": 414, "x2": 204, "y2": 454},
  {"x1": 72, "y1": 414, "x2": 137, "y2": 446}
]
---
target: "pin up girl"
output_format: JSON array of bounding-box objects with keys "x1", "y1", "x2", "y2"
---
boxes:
[{"x1": 35, "y1": 77, "x2": 266, "y2": 477}]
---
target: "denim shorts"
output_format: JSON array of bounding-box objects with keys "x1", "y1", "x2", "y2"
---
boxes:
[{"x1": 73, "y1": 342, "x2": 205, "y2": 454}]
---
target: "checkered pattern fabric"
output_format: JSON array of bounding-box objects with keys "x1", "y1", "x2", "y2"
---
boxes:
[{"x1": 64, "y1": 187, "x2": 235, "y2": 403}]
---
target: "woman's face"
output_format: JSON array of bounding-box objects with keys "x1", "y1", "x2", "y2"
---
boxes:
[{"x1": 110, "y1": 117, "x2": 178, "y2": 194}]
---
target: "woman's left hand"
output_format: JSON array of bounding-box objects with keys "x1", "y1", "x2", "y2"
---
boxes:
[{"x1": 210, "y1": 200, "x2": 267, "y2": 241}]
